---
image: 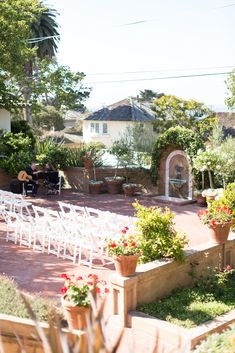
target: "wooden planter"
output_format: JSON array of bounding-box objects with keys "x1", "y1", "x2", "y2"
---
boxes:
[
  {"x1": 209, "y1": 220, "x2": 232, "y2": 245},
  {"x1": 61, "y1": 296, "x2": 90, "y2": 330},
  {"x1": 114, "y1": 254, "x2": 140, "y2": 276}
]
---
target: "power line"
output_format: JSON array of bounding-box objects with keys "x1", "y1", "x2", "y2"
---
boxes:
[
  {"x1": 86, "y1": 65, "x2": 235, "y2": 76},
  {"x1": 27, "y1": 35, "x2": 60, "y2": 44},
  {"x1": 85, "y1": 71, "x2": 232, "y2": 85}
]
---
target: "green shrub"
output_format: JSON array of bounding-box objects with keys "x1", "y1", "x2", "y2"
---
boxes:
[
  {"x1": 35, "y1": 137, "x2": 68, "y2": 169},
  {"x1": 219, "y1": 183, "x2": 235, "y2": 230},
  {"x1": 193, "y1": 324, "x2": 235, "y2": 352},
  {"x1": 0, "y1": 275, "x2": 61, "y2": 322},
  {"x1": 11, "y1": 120, "x2": 36, "y2": 147},
  {"x1": 0, "y1": 150, "x2": 33, "y2": 176},
  {"x1": 0, "y1": 131, "x2": 33, "y2": 155},
  {"x1": 65, "y1": 147, "x2": 86, "y2": 167},
  {"x1": 133, "y1": 201, "x2": 187, "y2": 263}
]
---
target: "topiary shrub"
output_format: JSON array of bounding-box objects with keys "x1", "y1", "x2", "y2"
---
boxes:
[{"x1": 133, "y1": 201, "x2": 187, "y2": 263}]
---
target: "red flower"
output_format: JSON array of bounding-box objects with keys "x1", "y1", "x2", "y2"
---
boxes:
[
  {"x1": 131, "y1": 242, "x2": 136, "y2": 247},
  {"x1": 60, "y1": 286, "x2": 67, "y2": 294},
  {"x1": 104, "y1": 287, "x2": 110, "y2": 293},
  {"x1": 121, "y1": 229, "x2": 127, "y2": 234},
  {"x1": 123, "y1": 242, "x2": 128, "y2": 247},
  {"x1": 124, "y1": 226, "x2": 129, "y2": 230},
  {"x1": 95, "y1": 287, "x2": 101, "y2": 294},
  {"x1": 210, "y1": 219, "x2": 216, "y2": 226},
  {"x1": 76, "y1": 276, "x2": 83, "y2": 280},
  {"x1": 111, "y1": 243, "x2": 117, "y2": 248},
  {"x1": 88, "y1": 274, "x2": 98, "y2": 281},
  {"x1": 60, "y1": 273, "x2": 70, "y2": 280},
  {"x1": 87, "y1": 281, "x2": 94, "y2": 286}
]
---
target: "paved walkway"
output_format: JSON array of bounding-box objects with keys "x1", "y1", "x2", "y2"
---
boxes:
[{"x1": 0, "y1": 189, "x2": 223, "y2": 353}]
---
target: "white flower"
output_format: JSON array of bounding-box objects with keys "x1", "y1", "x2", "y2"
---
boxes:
[{"x1": 216, "y1": 165, "x2": 221, "y2": 170}]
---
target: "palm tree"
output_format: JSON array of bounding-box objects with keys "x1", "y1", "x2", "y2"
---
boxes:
[{"x1": 22, "y1": 2, "x2": 60, "y2": 125}]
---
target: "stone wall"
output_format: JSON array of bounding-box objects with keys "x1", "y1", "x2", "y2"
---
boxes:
[
  {"x1": 110, "y1": 239, "x2": 235, "y2": 327},
  {"x1": 63, "y1": 167, "x2": 157, "y2": 193},
  {"x1": 0, "y1": 313, "x2": 82, "y2": 353}
]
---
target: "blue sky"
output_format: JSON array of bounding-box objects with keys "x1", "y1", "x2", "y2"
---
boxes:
[{"x1": 48, "y1": 0, "x2": 234, "y2": 111}]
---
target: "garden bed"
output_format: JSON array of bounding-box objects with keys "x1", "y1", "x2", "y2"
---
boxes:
[
  {"x1": 127, "y1": 268, "x2": 235, "y2": 352},
  {"x1": 137, "y1": 267, "x2": 235, "y2": 329}
]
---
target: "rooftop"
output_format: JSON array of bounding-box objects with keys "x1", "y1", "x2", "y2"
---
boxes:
[{"x1": 84, "y1": 98, "x2": 155, "y2": 122}]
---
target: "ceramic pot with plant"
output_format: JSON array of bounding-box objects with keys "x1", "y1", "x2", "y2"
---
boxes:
[
  {"x1": 198, "y1": 201, "x2": 233, "y2": 245},
  {"x1": 60, "y1": 273, "x2": 109, "y2": 330},
  {"x1": 106, "y1": 227, "x2": 141, "y2": 276},
  {"x1": 122, "y1": 183, "x2": 141, "y2": 197},
  {"x1": 89, "y1": 180, "x2": 104, "y2": 194},
  {"x1": 104, "y1": 176, "x2": 125, "y2": 194},
  {"x1": 202, "y1": 188, "x2": 224, "y2": 204}
]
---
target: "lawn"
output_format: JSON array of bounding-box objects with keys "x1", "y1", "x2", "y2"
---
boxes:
[{"x1": 138, "y1": 267, "x2": 235, "y2": 328}]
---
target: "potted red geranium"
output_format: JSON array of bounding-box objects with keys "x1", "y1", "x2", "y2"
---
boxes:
[
  {"x1": 106, "y1": 227, "x2": 141, "y2": 276},
  {"x1": 60, "y1": 273, "x2": 109, "y2": 330},
  {"x1": 198, "y1": 201, "x2": 233, "y2": 245}
]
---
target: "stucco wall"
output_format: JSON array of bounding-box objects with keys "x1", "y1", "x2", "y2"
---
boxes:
[
  {"x1": 0, "y1": 109, "x2": 11, "y2": 131},
  {"x1": 83, "y1": 120, "x2": 153, "y2": 147}
]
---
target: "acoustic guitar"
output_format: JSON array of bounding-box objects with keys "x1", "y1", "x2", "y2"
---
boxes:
[{"x1": 17, "y1": 170, "x2": 33, "y2": 182}]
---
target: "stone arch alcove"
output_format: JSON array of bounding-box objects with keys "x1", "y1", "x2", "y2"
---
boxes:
[{"x1": 165, "y1": 150, "x2": 193, "y2": 200}]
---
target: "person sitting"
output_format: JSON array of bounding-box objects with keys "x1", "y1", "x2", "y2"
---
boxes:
[
  {"x1": 44, "y1": 163, "x2": 60, "y2": 195},
  {"x1": 24, "y1": 162, "x2": 39, "y2": 197}
]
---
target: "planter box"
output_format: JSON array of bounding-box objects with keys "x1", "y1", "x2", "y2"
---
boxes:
[{"x1": 128, "y1": 309, "x2": 235, "y2": 352}]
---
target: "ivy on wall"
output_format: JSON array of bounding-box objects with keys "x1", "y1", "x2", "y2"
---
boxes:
[{"x1": 150, "y1": 127, "x2": 203, "y2": 183}]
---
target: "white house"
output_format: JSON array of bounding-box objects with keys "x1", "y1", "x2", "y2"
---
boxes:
[
  {"x1": 83, "y1": 98, "x2": 155, "y2": 147},
  {"x1": 0, "y1": 109, "x2": 11, "y2": 131}
]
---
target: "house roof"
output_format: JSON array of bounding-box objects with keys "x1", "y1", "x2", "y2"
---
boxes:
[
  {"x1": 84, "y1": 98, "x2": 155, "y2": 122},
  {"x1": 216, "y1": 112, "x2": 235, "y2": 137}
]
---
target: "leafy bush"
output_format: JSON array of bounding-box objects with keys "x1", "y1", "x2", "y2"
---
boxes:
[
  {"x1": 133, "y1": 201, "x2": 187, "y2": 263},
  {"x1": 193, "y1": 324, "x2": 235, "y2": 352},
  {"x1": 0, "y1": 150, "x2": 33, "y2": 176},
  {"x1": 0, "y1": 131, "x2": 32, "y2": 156},
  {"x1": 11, "y1": 120, "x2": 36, "y2": 146},
  {"x1": 65, "y1": 144, "x2": 104, "y2": 168},
  {"x1": 0, "y1": 275, "x2": 61, "y2": 322},
  {"x1": 35, "y1": 137, "x2": 68, "y2": 169},
  {"x1": 219, "y1": 183, "x2": 235, "y2": 230}
]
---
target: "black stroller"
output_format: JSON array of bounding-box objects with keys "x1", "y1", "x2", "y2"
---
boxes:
[{"x1": 44, "y1": 172, "x2": 61, "y2": 195}]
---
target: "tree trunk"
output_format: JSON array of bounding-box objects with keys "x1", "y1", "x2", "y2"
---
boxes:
[
  {"x1": 22, "y1": 62, "x2": 33, "y2": 126},
  {"x1": 208, "y1": 170, "x2": 214, "y2": 189}
]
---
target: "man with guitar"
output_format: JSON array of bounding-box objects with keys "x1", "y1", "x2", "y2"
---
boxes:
[{"x1": 24, "y1": 162, "x2": 39, "y2": 196}]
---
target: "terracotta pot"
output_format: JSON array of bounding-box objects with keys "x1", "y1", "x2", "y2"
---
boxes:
[
  {"x1": 114, "y1": 254, "x2": 140, "y2": 276},
  {"x1": 196, "y1": 195, "x2": 207, "y2": 207},
  {"x1": 106, "y1": 179, "x2": 123, "y2": 194},
  {"x1": 61, "y1": 296, "x2": 90, "y2": 330},
  {"x1": 208, "y1": 220, "x2": 232, "y2": 245},
  {"x1": 123, "y1": 186, "x2": 135, "y2": 197},
  {"x1": 89, "y1": 182, "x2": 103, "y2": 194}
]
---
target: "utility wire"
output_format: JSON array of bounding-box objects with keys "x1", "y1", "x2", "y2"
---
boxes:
[
  {"x1": 27, "y1": 35, "x2": 60, "y2": 43},
  {"x1": 86, "y1": 65, "x2": 235, "y2": 76},
  {"x1": 85, "y1": 71, "x2": 232, "y2": 85}
]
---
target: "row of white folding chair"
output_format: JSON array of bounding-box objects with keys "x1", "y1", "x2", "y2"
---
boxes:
[
  {"x1": 32, "y1": 205, "x2": 104, "y2": 267},
  {"x1": 0, "y1": 190, "x2": 32, "y2": 215}
]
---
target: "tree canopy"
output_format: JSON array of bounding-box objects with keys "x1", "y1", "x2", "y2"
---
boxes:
[
  {"x1": 0, "y1": 0, "x2": 42, "y2": 76},
  {"x1": 151, "y1": 94, "x2": 215, "y2": 133},
  {"x1": 225, "y1": 69, "x2": 235, "y2": 110}
]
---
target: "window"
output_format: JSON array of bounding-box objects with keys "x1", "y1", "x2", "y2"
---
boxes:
[
  {"x1": 103, "y1": 123, "x2": 108, "y2": 134},
  {"x1": 95, "y1": 123, "x2": 99, "y2": 133},
  {"x1": 90, "y1": 123, "x2": 95, "y2": 132},
  {"x1": 90, "y1": 122, "x2": 99, "y2": 133}
]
